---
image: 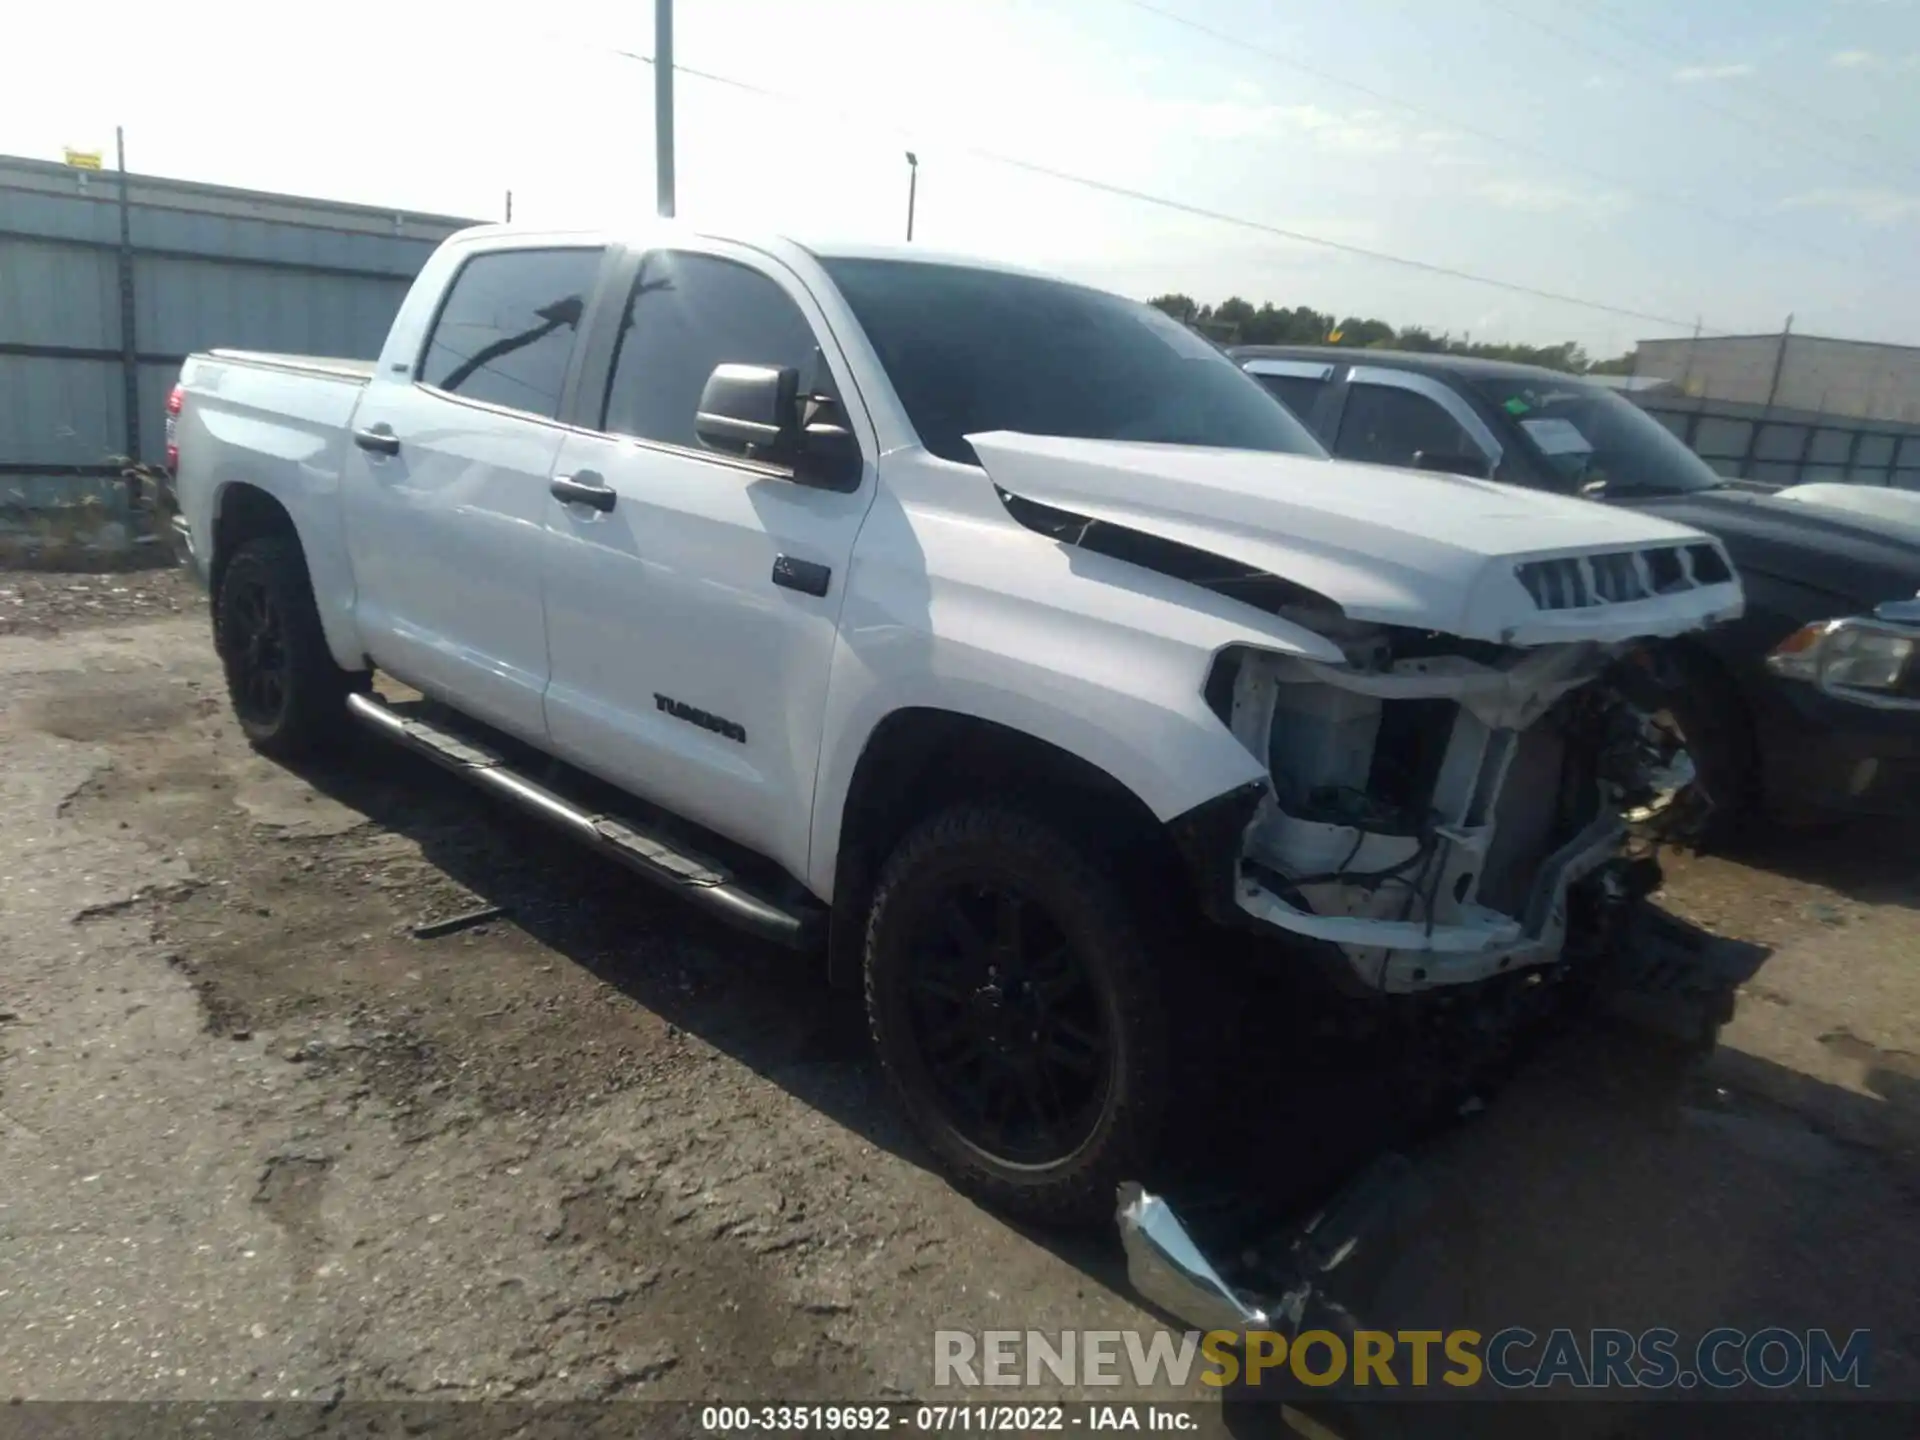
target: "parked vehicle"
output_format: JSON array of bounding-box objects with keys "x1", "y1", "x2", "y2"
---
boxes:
[
  {"x1": 172, "y1": 226, "x2": 1743, "y2": 1262},
  {"x1": 1773, "y1": 482, "x2": 1920, "y2": 539},
  {"x1": 1236, "y1": 347, "x2": 1920, "y2": 828}
]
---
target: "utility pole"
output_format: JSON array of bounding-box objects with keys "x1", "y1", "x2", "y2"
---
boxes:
[
  {"x1": 504, "y1": 190, "x2": 513, "y2": 222},
  {"x1": 1741, "y1": 312, "x2": 1793, "y2": 481},
  {"x1": 1763, "y1": 313, "x2": 1794, "y2": 411},
  {"x1": 655, "y1": 0, "x2": 675, "y2": 218},
  {"x1": 113, "y1": 125, "x2": 140, "y2": 465},
  {"x1": 1677, "y1": 315, "x2": 1701, "y2": 395},
  {"x1": 905, "y1": 152, "x2": 918, "y2": 241}
]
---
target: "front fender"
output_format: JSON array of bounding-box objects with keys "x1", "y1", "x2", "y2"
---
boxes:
[{"x1": 805, "y1": 484, "x2": 1336, "y2": 896}]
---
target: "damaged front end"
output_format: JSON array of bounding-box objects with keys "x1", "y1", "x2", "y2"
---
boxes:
[
  {"x1": 969, "y1": 432, "x2": 1741, "y2": 1002},
  {"x1": 1133, "y1": 603, "x2": 1762, "y2": 1342},
  {"x1": 962, "y1": 430, "x2": 1754, "y2": 1320},
  {"x1": 1209, "y1": 625, "x2": 1693, "y2": 996}
]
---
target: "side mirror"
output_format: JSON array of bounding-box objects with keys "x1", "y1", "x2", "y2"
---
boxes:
[
  {"x1": 1412, "y1": 449, "x2": 1492, "y2": 480},
  {"x1": 693, "y1": 363, "x2": 864, "y2": 492},
  {"x1": 695, "y1": 363, "x2": 799, "y2": 463},
  {"x1": 793, "y1": 406, "x2": 863, "y2": 493}
]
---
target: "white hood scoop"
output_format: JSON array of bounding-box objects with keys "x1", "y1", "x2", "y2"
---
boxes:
[{"x1": 969, "y1": 431, "x2": 1744, "y2": 646}]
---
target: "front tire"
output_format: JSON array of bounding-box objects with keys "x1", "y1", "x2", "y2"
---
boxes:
[
  {"x1": 863, "y1": 804, "x2": 1171, "y2": 1226},
  {"x1": 216, "y1": 536, "x2": 361, "y2": 759},
  {"x1": 1624, "y1": 646, "x2": 1756, "y2": 848}
]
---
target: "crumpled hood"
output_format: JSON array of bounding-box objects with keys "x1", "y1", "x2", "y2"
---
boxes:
[
  {"x1": 1629, "y1": 489, "x2": 1920, "y2": 610},
  {"x1": 968, "y1": 432, "x2": 1745, "y2": 647}
]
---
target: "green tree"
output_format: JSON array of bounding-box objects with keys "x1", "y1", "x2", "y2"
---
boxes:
[
  {"x1": 1333, "y1": 316, "x2": 1395, "y2": 348},
  {"x1": 1150, "y1": 294, "x2": 1613, "y2": 373}
]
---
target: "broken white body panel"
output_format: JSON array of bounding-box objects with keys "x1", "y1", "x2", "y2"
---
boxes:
[
  {"x1": 971, "y1": 433, "x2": 1744, "y2": 994},
  {"x1": 968, "y1": 432, "x2": 1743, "y2": 646},
  {"x1": 1226, "y1": 645, "x2": 1630, "y2": 992}
]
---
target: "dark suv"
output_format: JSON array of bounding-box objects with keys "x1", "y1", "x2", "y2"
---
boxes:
[{"x1": 1234, "y1": 345, "x2": 1920, "y2": 828}]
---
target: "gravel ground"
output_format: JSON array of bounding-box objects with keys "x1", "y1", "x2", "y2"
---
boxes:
[
  {"x1": 2, "y1": 574, "x2": 1916, "y2": 1435},
  {"x1": 0, "y1": 565, "x2": 199, "y2": 638}
]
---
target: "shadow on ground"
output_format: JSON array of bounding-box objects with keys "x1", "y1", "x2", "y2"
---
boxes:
[
  {"x1": 1707, "y1": 816, "x2": 1920, "y2": 912},
  {"x1": 250, "y1": 738, "x2": 1920, "y2": 1435}
]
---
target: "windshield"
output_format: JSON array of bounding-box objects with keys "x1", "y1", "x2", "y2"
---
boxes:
[
  {"x1": 820, "y1": 258, "x2": 1327, "y2": 465},
  {"x1": 1472, "y1": 376, "x2": 1724, "y2": 496}
]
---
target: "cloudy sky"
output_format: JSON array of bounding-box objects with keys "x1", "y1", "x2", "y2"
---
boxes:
[{"x1": 4, "y1": 0, "x2": 1917, "y2": 356}]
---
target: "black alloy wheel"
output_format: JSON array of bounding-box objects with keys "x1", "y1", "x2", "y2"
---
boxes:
[
  {"x1": 215, "y1": 535, "x2": 364, "y2": 759},
  {"x1": 222, "y1": 569, "x2": 290, "y2": 728},
  {"x1": 863, "y1": 804, "x2": 1170, "y2": 1225},
  {"x1": 901, "y1": 877, "x2": 1113, "y2": 1165}
]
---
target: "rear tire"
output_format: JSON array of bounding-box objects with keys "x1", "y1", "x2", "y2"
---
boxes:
[
  {"x1": 216, "y1": 536, "x2": 363, "y2": 759},
  {"x1": 863, "y1": 804, "x2": 1170, "y2": 1227}
]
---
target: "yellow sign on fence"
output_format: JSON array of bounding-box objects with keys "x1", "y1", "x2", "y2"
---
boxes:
[{"x1": 64, "y1": 148, "x2": 104, "y2": 171}]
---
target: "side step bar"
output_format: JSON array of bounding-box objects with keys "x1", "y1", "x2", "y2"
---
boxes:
[{"x1": 345, "y1": 692, "x2": 822, "y2": 950}]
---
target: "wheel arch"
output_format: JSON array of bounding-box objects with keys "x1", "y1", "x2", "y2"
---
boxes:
[
  {"x1": 208, "y1": 482, "x2": 300, "y2": 648},
  {"x1": 1646, "y1": 628, "x2": 1763, "y2": 821},
  {"x1": 207, "y1": 477, "x2": 364, "y2": 673},
  {"x1": 824, "y1": 706, "x2": 1193, "y2": 987}
]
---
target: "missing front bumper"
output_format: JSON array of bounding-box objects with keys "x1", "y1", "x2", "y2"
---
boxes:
[
  {"x1": 1117, "y1": 1155, "x2": 1417, "y2": 1340},
  {"x1": 1235, "y1": 814, "x2": 1631, "y2": 993},
  {"x1": 1115, "y1": 907, "x2": 1760, "y2": 1336}
]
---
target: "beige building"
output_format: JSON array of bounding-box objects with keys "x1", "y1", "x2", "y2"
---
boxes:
[{"x1": 1633, "y1": 332, "x2": 1920, "y2": 426}]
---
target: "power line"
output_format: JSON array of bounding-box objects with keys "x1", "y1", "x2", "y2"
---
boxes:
[
  {"x1": 1115, "y1": 0, "x2": 1873, "y2": 274},
  {"x1": 946, "y1": 149, "x2": 1708, "y2": 331},
  {"x1": 572, "y1": 39, "x2": 1712, "y2": 334},
  {"x1": 1573, "y1": 0, "x2": 1920, "y2": 181},
  {"x1": 1474, "y1": 0, "x2": 1914, "y2": 194},
  {"x1": 1116, "y1": 0, "x2": 1885, "y2": 277},
  {"x1": 1121, "y1": 0, "x2": 1889, "y2": 276}
]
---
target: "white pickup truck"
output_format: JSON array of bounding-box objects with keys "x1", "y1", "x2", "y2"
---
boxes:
[{"x1": 172, "y1": 223, "x2": 1744, "y2": 1253}]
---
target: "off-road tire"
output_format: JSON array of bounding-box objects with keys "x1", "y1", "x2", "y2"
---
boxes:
[
  {"x1": 863, "y1": 804, "x2": 1171, "y2": 1227},
  {"x1": 216, "y1": 536, "x2": 364, "y2": 760}
]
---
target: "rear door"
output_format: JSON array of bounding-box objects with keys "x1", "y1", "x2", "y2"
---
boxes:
[
  {"x1": 340, "y1": 239, "x2": 609, "y2": 742},
  {"x1": 1325, "y1": 367, "x2": 1506, "y2": 479},
  {"x1": 538, "y1": 243, "x2": 877, "y2": 881}
]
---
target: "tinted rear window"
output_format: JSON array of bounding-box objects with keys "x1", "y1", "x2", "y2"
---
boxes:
[
  {"x1": 419, "y1": 248, "x2": 603, "y2": 418},
  {"x1": 820, "y1": 259, "x2": 1326, "y2": 464}
]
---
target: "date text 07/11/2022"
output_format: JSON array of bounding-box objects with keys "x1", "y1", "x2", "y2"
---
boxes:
[{"x1": 700, "y1": 1403, "x2": 1198, "y2": 1432}]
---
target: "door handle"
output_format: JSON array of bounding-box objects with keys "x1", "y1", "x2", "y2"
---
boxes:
[
  {"x1": 772, "y1": 554, "x2": 831, "y2": 597},
  {"x1": 550, "y1": 471, "x2": 616, "y2": 513},
  {"x1": 353, "y1": 424, "x2": 400, "y2": 456}
]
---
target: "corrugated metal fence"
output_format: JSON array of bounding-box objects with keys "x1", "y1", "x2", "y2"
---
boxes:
[
  {"x1": 1, "y1": 152, "x2": 477, "y2": 551},
  {"x1": 1634, "y1": 395, "x2": 1920, "y2": 492}
]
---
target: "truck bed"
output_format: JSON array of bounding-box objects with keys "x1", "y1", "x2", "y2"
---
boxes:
[{"x1": 205, "y1": 350, "x2": 378, "y2": 383}]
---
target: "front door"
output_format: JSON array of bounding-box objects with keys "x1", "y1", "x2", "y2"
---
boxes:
[
  {"x1": 340, "y1": 240, "x2": 606, "y2": 741},
  {"x1": 540, "y1": 244, "x2": 877, "y2": 882}
]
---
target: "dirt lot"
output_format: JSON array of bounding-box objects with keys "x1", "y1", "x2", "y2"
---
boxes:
[{"x1": 2, "y1": 572, "x2": 1916, "y2": 1433}]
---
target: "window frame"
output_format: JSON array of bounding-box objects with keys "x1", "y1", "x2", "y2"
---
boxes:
[
  {"x1": 412, "y1": 243, "x2": 612, "y2": 426},
  {"x1": 1335, "y1": 366, "x2": 1505, "y2": 473},
  {"x1": 565, "y1": 240, "x2": 876, "y2": 485},
  {"x1": 1241, "y1": 357, "x2": 1338, "y2": 439}
]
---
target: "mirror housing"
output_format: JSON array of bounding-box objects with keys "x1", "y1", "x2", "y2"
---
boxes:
[
  {"x1": 694, "y1": 363, "x2": 863, "y2": 491},
  {"x1": 793, "y1": 410, "x2": 863, "y2": 492},
  {"x1": 1412, "y1": 448, "x2": 1492, "y2": 480},
  {"x1": 695, "y1": 363, "x2": 798, "y2": 462}
]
